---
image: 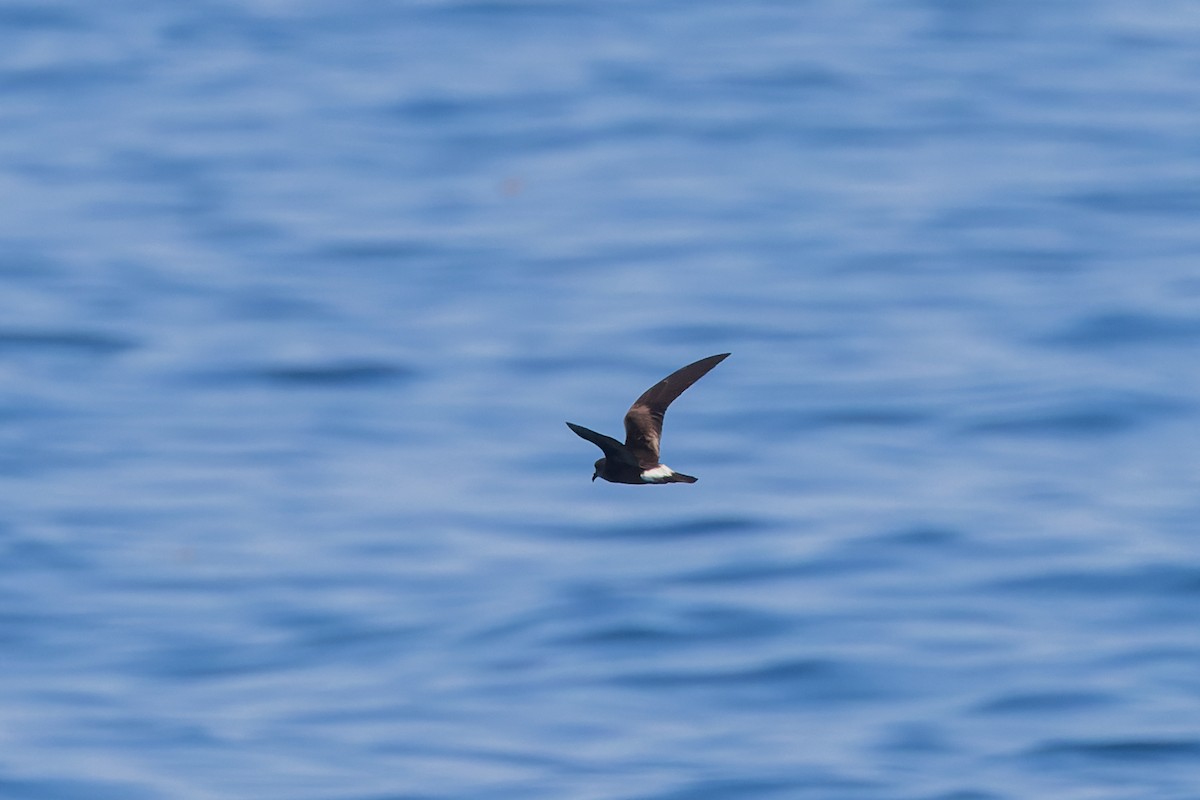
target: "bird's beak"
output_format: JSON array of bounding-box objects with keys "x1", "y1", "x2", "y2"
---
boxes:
[{"x1": 591, "y1": 473, "x2": 597, "y2": 482}]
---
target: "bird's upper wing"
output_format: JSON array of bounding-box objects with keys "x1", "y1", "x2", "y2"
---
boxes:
[
  {"x1": 623, "y1": 353, "x2": 729, "y2": 468},
  {"x1": 566, "y1": 422, "x2": 638, "y2": 465}
]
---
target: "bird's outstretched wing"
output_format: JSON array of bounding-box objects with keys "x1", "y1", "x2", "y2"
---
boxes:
[
  {"x1": 566, "y1": 422, "x2": 638, "y2": 465},
  {"x1": 623, "y1": 353, "x2": 729, "y2": 468}
]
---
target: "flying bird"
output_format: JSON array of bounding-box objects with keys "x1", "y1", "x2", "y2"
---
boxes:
[{"x1": 566, "y1": 353, "x2": 729, "y2": 484}]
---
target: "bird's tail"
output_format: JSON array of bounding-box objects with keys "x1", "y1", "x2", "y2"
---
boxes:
[{"x1": 664, "y1": 472, "x2": 698, "y2": 483}]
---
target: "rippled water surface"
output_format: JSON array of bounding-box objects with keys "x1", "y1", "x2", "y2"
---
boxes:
[{"x1": 3, "y1": 2, "x2": 1200, "y2": 798}]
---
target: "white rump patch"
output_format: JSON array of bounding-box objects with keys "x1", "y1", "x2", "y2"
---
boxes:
[{"x1": 640, "y1": 464, "x2": 675, "y2": 482}]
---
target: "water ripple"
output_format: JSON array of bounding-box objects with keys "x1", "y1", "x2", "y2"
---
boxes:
[
  {"x1": 1030, "y1": 738, "x2": 1200, "y2": 763},
  {"x1": 561, "y1": 516, "x2": 768, "y2": 540},
  {"x1": 0, "y1": 329, "x2": 136, "y2": 356},
  {"x1": 616, "y1": 657, "x2": 890, "y2": 706},
  {"x1": 959, "y1": 391, "x2": 1185, "y2": 437},
  {"x1": 1046, "y1": 311, "x2": 1200, "y2": 349},
  {"x1": 0, "y1": 777, "x2": 157, "y2": 800},
  {"x1": 991, "y1": 563, "x2": 1200, "y2": 598},
  {"x1": 200, "y1": 360, "x2": 419, "y2": 387},
  {"x1": 973, "y1": 690, "x2": 1112, "y2": 716}
]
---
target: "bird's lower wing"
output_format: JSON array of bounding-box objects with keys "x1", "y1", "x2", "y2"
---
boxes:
[{"x1": 566, "y1": 422, "x2": 638, "y2": 465}]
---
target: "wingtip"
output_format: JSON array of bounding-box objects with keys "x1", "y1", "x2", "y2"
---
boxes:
[{"x1": 697, "y1": 352, "x2": 730, "y2": 370}]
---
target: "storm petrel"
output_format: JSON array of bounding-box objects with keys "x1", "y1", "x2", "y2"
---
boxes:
[{"x1": 566, "y1": 353, "x2": 730, "y2": 484}]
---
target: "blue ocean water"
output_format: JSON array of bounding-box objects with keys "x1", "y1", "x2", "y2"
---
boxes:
[{"x1": 2, "y1": 1, "x2": 1199, "y2": 798}]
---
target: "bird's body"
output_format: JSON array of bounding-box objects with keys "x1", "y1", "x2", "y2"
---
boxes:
[{"x1": 566, "y1": 353, "x2": 729, "y2": 485}]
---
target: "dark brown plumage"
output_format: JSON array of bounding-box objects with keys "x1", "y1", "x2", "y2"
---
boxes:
[{"x1": 566, "y1": 353, "x2": 729, "y2": 484}]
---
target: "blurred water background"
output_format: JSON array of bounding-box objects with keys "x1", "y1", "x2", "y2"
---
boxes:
[{"x1": 3, "y1": 1, "x2": 1200, "y2": 798}]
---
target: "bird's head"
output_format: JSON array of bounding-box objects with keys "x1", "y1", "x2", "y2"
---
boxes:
[{"x1": 592, "y1": 458, "x2": 606, "y2": 482}]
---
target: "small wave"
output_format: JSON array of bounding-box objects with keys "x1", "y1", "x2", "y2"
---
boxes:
[
  {"x1": 1068, "y1": 184, "x2": 1200, "y2": 217},
  {"x1": 990, "y1": 563, "x2": 1200, "y2": 598},
  {"x1": 644, "y1": 776, "x2": 816, "y2": 800},
  {"x1": 0, "y1": 7, "x2": 78, "y2": 30},
  {"x1": 1030, "y1": 738, "x2": 1200, "y2": 763},
  {"x1": 558, "y1": 606, "x2": 790, "y2": 648},
  {"x1": 959, "y1": 392, "x2": 1183, "y2": 438},
  {"x1": 1045, "y1": 311, "x2": 1200, "y2": 349},
  {"x1": 745, "y1": 405, "x2": 934, "y2": 436},
  {"x1": 202, "y1": 360, "x2": 418, "y2": 388},
  {"x1": 679, "y1": 552, "x2": 895, "y2": 585},
  {"x1": 570, "y1": 516, "x2": 768, "y2": 540},
  {"x1": 0, "y1": 329, "x2": 136, "y2": 356},
  {"x1": 258, "y1": 362, "x2": 415, "y2": 386},
  {"x1": 618, "y1": 656, "x2": 839, "y2": 688},
  {"x1": 615, "y1": 656, "x2": 888, "y2": 706},
  {"x1": 0, "y1": 776, "x2": 157, "y2": 800},
  {"x1": 973, "y1": 690, "x2": 1111, "y2": 715},
  {"x1": 962, "y1": 408, "x2": 1142, "y2": 436},
  {"x1": 311, "y1": 238, "x2": 439, "y2": 262}
]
